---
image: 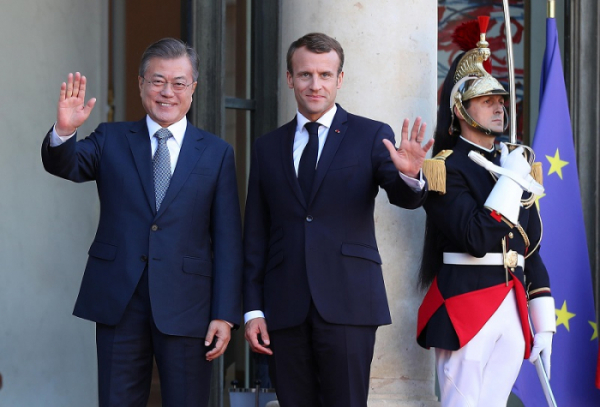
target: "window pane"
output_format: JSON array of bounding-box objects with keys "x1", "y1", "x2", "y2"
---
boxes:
[{"x1": 225, "y1": 0, "x2": 251, "y2": 100}]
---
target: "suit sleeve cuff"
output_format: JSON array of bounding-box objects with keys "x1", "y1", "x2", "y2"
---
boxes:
[
  {"x1": 244, "y1": 310, "x2": 265, "y2": 324},
  {"x1": 50, "y1": 124, "x2": 76, "y2": 147},
  {"x1": 399, "y1": 169, "x2": 425, "y2": 192}
]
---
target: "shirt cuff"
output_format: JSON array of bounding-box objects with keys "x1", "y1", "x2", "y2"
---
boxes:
[
  {"x1": 244, "y1": 310, "x2": 265, "y2": 324},
  {"x1": 50, "y1": 124, "x2": 76, "y2": 147},
  {"x1": 399, "y1": 169, "x2": 425, "y2": 192}
]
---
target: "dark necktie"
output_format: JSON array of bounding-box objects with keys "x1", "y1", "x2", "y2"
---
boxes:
[
  {"x1": 298, "y1": 122, "x2": 320, "y2": 202},
  {"x1": 153, "y1": 128, "x2": 173, "y2": 211}
]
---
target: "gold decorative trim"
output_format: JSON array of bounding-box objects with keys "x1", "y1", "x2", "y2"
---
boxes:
[
  {"x1": 525, "y1": 203, "x2": 543, "y2": 259},
  {"x1": 529, "y1": 287, "x2": 552, "y2": 296},
  {"x1": 531, "y1": 162, "x2": 543, "y2": 185},
  {"x1": 423, "y1": 150, "x2": 453, "y2": 194},
  {"x1": 516, "y1": 224, "x2": 531, "y2": 249}
]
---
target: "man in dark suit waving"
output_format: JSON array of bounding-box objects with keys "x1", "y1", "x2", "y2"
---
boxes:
[
  {"x1": 243, "y1": 32, "x2": 434, "y2": 407},
  {"x1": 42, "y1": 38, "x2": 242, "y2": 407}
]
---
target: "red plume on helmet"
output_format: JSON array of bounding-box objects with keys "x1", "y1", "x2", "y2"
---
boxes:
[{"x1": 451, "y1": 16, "x2": 492, "y2": 74}]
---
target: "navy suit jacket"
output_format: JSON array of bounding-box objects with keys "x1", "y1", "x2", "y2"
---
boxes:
[
  {"x1": 243, "y1": 105, "x2": 427, "y2": 331},
  {"x1": 42, "y1": 118, "x2": 243, "y2": 338}
]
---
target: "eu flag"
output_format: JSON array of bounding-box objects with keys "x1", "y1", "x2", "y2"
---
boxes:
[{"x1": 511, "y1": 16, "x2": 600, "y2": 406}]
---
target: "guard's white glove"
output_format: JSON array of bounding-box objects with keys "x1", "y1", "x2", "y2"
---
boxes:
[
  {"x1": 469, "y1": 143, "x2": 544, "y2": 195},
  {"x1": 529, "y1": 297, "x2": 556, "y2": 379},
  {"x1": 499, "y1": 144, "x2": 531, "y2": 176},
  {"x1": 530, "y1": 332, "x2": 553, "y2": 379},
  {"x1": 484, "y1": 145, "x2": 533, "y2": 225}
]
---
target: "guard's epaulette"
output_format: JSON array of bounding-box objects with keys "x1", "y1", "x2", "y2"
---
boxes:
[
  {"x1": 422, "y1": 150, "x2": 453, "y2": 194},
  {"x1": 531, "y1": 162, "x2": 543, "y2": 186}
]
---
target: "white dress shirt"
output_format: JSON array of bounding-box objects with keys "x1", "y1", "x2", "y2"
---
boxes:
[{"x1": 292, "y1": 106, "x2": 338, "y2": 175}]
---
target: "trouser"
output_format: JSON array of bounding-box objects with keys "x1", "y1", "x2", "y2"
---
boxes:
[
  {"x1": 96, "y1": 268, "x2": 213, "y2": 407},
  {"x1": 268, "y1": 301, "x2": 378, "y2": 407},
  {"x1": 436, "y1": 289, "x2": 525, "y2": 407}
]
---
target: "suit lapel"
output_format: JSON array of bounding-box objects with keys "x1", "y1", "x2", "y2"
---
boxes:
[
  {"x1": 308, "y1": 107, "x2": 348, "y2": 203},
  {"x1": 126, "y1": 119, "x2": 155, "y2": 212},
  {"x1": 281, "y1": 119, "x2": 307, "y2": 207},
  {"x1": 157, "y1": 123, "x2": 206, "y2": 216}
]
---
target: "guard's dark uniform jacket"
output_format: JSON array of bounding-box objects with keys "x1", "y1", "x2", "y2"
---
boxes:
[{"x1": 417, "y1": 138, "x2": 551, "y2": 359}]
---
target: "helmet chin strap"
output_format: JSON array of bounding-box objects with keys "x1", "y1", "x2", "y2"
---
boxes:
[{"x1": 451, "y1": 95, "x2": 509, "y2": 138}]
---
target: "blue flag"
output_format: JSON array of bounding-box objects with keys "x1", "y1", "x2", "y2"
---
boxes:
[{"x1": 511, "y1": 17, "x2": 600, "y2": 406}]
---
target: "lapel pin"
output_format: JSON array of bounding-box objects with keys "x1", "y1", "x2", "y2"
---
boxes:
[{"x1": 335, "y1": 129, "x2": 340, "y2": 133}]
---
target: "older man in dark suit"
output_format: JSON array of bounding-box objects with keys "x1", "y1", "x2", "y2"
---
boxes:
[
  {"x1": 243, "y1": 32, "x2": 433, "y2": 407},
  {"x1": 41, "y1": 38, "x2": 242, "y2": 407}
]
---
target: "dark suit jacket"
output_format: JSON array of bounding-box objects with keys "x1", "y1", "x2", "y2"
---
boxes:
[
  {"x1": 42, "y1": 118, "x2": 243, "y2": 338},
  {"x1": 243, "y1": 105, "x2": 427, "y2": 331}
]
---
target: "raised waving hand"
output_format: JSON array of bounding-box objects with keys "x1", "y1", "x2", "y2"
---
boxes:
[
  {"x1": 56, "y1": 72, "x2": 96, "y2": 136},
  {"x1": 383, "y1": 117, "x2": 434, "y2": 179}
]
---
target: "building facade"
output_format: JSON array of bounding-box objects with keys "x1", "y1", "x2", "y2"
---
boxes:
[{"x1": 0, "y1": 0, "x2": 597, "y2": 406}]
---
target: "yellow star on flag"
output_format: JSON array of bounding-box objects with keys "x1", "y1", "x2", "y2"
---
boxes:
[
  {"x1": 590, "y1": 321, "x2": 598, "y2": 340},
  {"x1": 555, "y1": 300, "x2": 576, "y2": 331},
  {"x1": 535, "y1": 192, "x2": 546, "y2": 210},
  {"x1": 546, "y1": 148, "x2": 569, "y2": 179}
]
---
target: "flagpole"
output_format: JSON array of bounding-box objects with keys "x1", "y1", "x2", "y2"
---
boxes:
[
  {"x1": 548, "y1": 0, "x2": 555, "y2": 19},
  {"x1": 524, "y1": 4, "x2": 558, "y2": 405}
]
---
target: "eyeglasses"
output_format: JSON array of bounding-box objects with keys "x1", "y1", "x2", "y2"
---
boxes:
[{"x1": 142, "y1": 77, "x2": 194, "y2": 93}]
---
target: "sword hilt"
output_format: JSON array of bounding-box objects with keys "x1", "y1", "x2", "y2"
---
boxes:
[{"x1": 504, "y1": 142, "x2": 536, "y2": 166}]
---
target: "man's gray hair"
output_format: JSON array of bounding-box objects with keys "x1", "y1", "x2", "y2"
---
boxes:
[{"x1": 139, "y1": 38, "x2": 199, "y2": 81}]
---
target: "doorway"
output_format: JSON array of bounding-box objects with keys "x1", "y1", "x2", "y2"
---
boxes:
[{"x1": 108, "y1": 1, "x2": 279, "y2": 406}]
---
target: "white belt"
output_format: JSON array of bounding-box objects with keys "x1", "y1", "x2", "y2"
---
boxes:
[{"x1": 443, "y1": 252, "x2": 525, "y2": 269}]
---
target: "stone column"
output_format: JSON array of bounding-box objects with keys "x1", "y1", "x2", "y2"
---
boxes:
[
  {"x1": 0, "y1": 1, "x2": 108, "y2": 405},
  {"x1": 279, "y1": 1, "x2": 439, "y2": 405}
]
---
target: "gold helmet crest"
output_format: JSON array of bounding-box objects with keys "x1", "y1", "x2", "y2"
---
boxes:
[{"x1": 450, "y1": 16, "x2": 509, "y2": 136}]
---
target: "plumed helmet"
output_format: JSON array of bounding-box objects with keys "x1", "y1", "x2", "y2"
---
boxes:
[{"x1": 449, "y1": 16, "x2": 509, "y2": 137}]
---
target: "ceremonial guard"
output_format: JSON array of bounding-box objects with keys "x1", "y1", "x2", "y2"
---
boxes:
[{"x1": 416, "y1": 17, "x2": 556, "y2": 406}]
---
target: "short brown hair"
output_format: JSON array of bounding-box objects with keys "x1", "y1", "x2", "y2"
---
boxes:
[{"x1": 286, "y1": 33, "x2": 344, "y2": 75}]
